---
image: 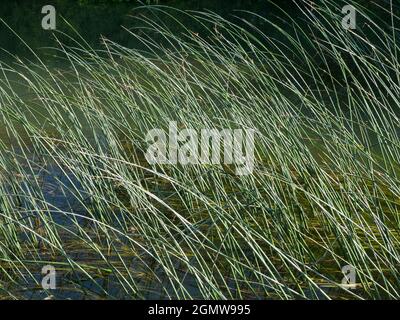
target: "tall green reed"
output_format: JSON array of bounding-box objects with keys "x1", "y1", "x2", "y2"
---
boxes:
[{"x1": 0, "y1": 1, "x2": 399, "y2": 299}]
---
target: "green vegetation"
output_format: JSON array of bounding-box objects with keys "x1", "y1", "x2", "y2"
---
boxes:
[{"x1": 0, "y1": 0, "x2": 400, "y2": 299}]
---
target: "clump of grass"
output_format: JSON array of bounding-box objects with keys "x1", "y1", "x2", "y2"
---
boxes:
[{"x1": 0, "y1": 0, "x2": 399, "y2": 299}]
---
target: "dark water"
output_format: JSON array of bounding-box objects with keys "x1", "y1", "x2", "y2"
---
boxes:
[
  {"x1": 0, "y1": 0, "x2": 278, "y2": 60},
  {"x1": 1, "y1": 0, "x2": 397, "y2": 59}
]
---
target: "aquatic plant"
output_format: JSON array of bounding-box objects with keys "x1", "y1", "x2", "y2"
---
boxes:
[{"x1": 0, "y1": 0, "x2": 399, "y2": 299}]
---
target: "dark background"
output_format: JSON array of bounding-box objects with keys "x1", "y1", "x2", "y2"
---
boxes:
[{"x1": 0, "y1": 0, "x2": 397, "y2": 60}]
